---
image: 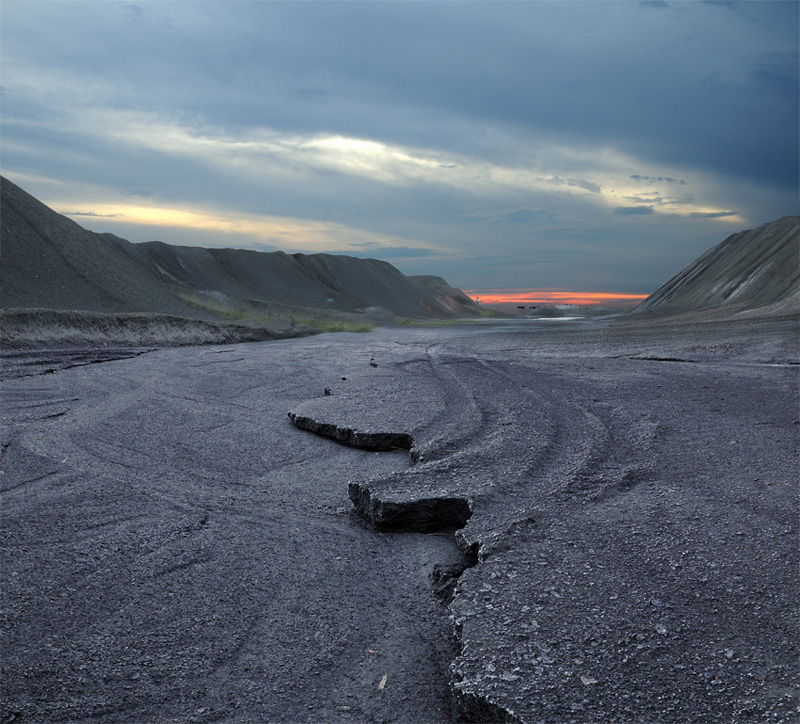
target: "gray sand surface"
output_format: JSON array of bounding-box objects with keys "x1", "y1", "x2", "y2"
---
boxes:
[{"x1": 1, "y1": 317, "x2": 798, "y2": 723}]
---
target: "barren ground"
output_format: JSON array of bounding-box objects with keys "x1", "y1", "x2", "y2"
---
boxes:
[{"x1": 1, "y1": 316, "x2": 797, "y2": 723}]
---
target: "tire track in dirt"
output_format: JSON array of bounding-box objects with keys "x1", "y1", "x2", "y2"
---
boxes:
[{"x1": 342, "y1": 351, "x2": 665, "y2": 721}]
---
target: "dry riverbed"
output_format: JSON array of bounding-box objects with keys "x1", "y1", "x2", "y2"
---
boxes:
[{"x1": 1, "y1": 317, "x2": 797, "y2": 723}]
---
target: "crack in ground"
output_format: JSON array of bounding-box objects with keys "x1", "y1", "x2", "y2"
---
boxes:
[
  {"x1": 287, "y1": 405, "x2": 499, "y2": 719},
  {"x1": 348, "y1": 479, "x2": 520, "y2": 723},
  {"x1": 285, "y1": 354, "x2": 628, "y2": 722},
  {"x1": 286, "y1": 359, "x2": 656, "y2": 722},
  {"x1": 287, "y1": 363, "x2": 531, "y2": 721},
  {"x1": 287, "y1": 411, "x2": 414, "y2": 452}
]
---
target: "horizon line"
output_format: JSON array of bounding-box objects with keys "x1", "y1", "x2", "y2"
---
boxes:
[{"x1": 464, "y1": 289, "x2": 650, "y2": 306}]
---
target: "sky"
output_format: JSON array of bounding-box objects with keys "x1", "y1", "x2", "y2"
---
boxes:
[{"x1": 1, "y1": 1, "x2": 798, "y2": 303}]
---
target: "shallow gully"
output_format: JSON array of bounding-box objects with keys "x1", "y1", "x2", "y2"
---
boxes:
[{"x1": 289, "y1": 414, "x2": 520, "y2": 723}]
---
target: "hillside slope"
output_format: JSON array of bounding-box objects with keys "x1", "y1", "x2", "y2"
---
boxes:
[
  {"x1": 0, "y1": 176, "x2": 478, "y2": 321},
  {"x1": 106, "y1": 237, "x2": 476, "y2": 320},
  {"x1": 0, "y1": 177, "x2": 201, "y2": 318},
  {"x1": 633, "y1": 216, "x2": 799, "y2": 319}
]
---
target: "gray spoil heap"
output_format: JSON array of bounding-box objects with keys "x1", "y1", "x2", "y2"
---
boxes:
[
  {"x1": 0, "y1": 175, "x2": 481, "y2": 335},
  {"x1": 632, "y1": 215, "x2": 799, "y2": 320}
]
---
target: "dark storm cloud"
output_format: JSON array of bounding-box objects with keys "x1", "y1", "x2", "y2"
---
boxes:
[
  {"x1": 687, "y1": 210, "x2": 739, "y2": 219},
  {"x1": 1, "y1": 0, "x2": 797, "y2": 294},
  {"x1": 20, "y1": 0, "x2": 785, "y2": 189},
  {"x1": 614, "y1": 206, "x2": 656, "y2": 216}
]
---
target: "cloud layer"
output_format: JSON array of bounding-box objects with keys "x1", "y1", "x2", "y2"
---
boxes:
[{"x1": 1, "y1": 1, "x2": 797, "y2": 293}]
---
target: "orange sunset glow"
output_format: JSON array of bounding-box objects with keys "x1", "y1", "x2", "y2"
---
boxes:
[{"x1": 465, "y1": 289, "x2": 650, "y2": 306}]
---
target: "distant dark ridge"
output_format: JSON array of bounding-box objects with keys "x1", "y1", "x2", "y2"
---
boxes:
[
  {"x1": 632, "y1": 216, "x2": 800, "y2": 320},
  {"x1": 107, "y1": 237, "x2": 478, "y2": 320},
  {"x1": 0, "y1": 176, "x2": 479, "y2": 323}
]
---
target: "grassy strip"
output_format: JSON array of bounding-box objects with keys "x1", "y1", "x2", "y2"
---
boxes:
[
  {"x1": 173, "y1": 289, "x2": 373, "y2": 333},
  {"x1": 396, "y1": 317, "x2": 485, "y2": 327},
  {"x1": 293, "y1": 319, "x2": 374, "y2": 333}
]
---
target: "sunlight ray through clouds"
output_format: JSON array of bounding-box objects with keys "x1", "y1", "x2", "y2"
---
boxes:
[
  {"x1": 48, "y1": 108, "x2": 743, "y2": 223},
  {"x1": 55, "y1": 200, "x2": 440, "y2": 255}
]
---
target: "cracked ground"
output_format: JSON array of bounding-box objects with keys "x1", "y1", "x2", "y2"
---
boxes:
[{"x1": 1, "y1": 317, "x2": 798, "y2": 723}]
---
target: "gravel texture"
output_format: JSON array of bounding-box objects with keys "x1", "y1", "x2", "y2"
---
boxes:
[{"x1": 1, "y1": 317, "x2": 798, "y2": 723}]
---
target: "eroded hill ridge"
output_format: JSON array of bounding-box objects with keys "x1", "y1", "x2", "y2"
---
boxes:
[
  {"x1": 1, "y1": 175, "x2": 797, "y2": 337},
  {"x1": 0, "y1": 176, "x2": 479, "y2": 325},
  {"x1": 633, "y1": 215, "x2": 799, "y2": 319}
]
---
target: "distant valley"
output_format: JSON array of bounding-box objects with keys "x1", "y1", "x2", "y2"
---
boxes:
[{"x1": 0, "y1": 175, "x2": 797, "y2": 349}]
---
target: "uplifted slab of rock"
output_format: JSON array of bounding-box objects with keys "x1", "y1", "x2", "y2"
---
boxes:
[
  {"x1": 288, "y1": 409, "x2": 414, "y2": 451},
  {"x1": 348, "y1": 477, "x2": 473, "y2": 533},
  {"x1": 287, "y1": 364, "x2": 446, "y2": 453}
]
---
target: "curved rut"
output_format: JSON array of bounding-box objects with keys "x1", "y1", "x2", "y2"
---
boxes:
[
  {"x1": 319, "y1": 345, "x2": 659, "y2": 721},
  {"x1": 4, "y1": 323, "x2": 796, "y2": 724}
]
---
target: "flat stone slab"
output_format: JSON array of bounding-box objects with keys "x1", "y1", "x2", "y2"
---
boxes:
[{"x1": 287, "y1": 363, "x2": 446, "y2": 452}]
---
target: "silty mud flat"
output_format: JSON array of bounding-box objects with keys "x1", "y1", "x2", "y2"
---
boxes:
[{"x1": 1, "y1": 317, "x2": 797, "y2": 723}]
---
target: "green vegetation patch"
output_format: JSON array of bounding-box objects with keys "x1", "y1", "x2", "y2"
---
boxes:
[{"x1": 297, "y1": 319, "x2": 374, "y2": 333}]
